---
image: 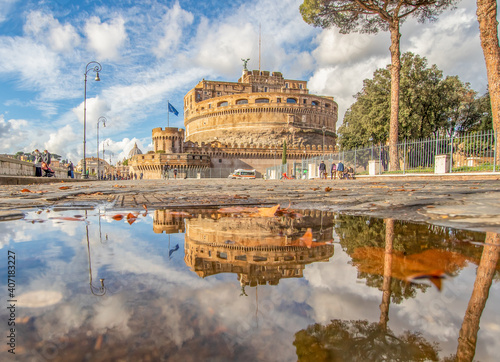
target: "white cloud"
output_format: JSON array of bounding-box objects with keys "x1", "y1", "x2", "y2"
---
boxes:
[
  {"x1": 153, "y1": 1, "x2": 194, "y2": 58},
  {"x1": 24, "y1": 10, "x2": 80, "y2": 53},
  {"x1": 0, "y1": 0, "x2": 18, "y2": 24},
  {"x1": 84, "y1": 16, "x2": 127, "y2": 61}
]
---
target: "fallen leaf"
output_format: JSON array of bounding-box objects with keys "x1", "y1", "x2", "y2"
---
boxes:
[
  {"x1": 142, "y1": 204, "x2": 148, "y2": 212},
  {"x1": 59, "y1": 186, "x2": 71, "y2": 190},
  {"x1": 325, "y1": 187, "x2": 332, "y2": 192},
  {"x1": 112, "y1": 214, "x2": 124, "y2": 221},
  {"x1": 256, "y1": 204, "x2": 280, "y2": 217},
  {"x1": 21, "y1": 188, "x2": 32, "y2": 193},
  {"x1": 49, "y1": 217, "x2": 85, "y2": 221}
]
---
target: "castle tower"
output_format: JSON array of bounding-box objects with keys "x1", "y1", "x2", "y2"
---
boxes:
[{"x1": 152, "y1": 127, "x2": 185, "y2": 153}]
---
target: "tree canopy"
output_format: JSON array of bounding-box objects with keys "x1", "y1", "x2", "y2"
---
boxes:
[
  {"x1": 337, "y1": 53, "x2": 491, "y2": 149},
  {"x1": 300, "y1": 0, "x2": 457, "y2": 171}
]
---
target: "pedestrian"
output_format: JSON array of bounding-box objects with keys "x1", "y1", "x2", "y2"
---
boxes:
[
  {"x1": 319, "y1": 161, "x2": 326, "y2": 179},
  {"x1": 42, "y1": 149, "x2": 51, "y2": 167},
  {"x1": 32, "y1": 149, "x2": 43, "y2": 177},
  {"x1": 140, "y1": 172, "x2": 143, "y2": 180},
  {"x1": 337, "y1": 161, "x2": 344, "y2": 179},
  {"x1": 173, "y1": 167, "x2": 178, "y2": 179},
  {"x1": 331, "y1": 163, "x2": 336, "y2": 180},
  {"x1": 67, "y1": 161, "x2": 74, "y2": 178}
]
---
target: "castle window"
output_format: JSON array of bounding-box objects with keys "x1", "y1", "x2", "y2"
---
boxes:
[
  {"x1": 255, "y1": 98, "x2": 269, "y2": 103},
  {"x1": 311, "y1": 101, "x2": 318, "y2": 106},
  {"x1": 219, "y1": 159, "x2": 222, "y2": 163},
  {"x1": 236, "y1": 99, "x2": 248, "y2": 105},
  {"x1": 277, "y1": 98, "x2": 281, "y2": 103},
  {"x1": 264, "y1": 87, "x2": 268, "y2": 92},
  {"x1": 285, "y1": 82, "x2": 289, "y2": 88},
  {"x1": 303, "y1": 99, "x2": 307, "y2": 104},
  {"x1": 218, "y1": 101, "x2": 228, "y2": 107},
  {"x1": 208, "y1": 104, "x2": 211, "y2": 109},
  {"x1": 299, "y1": 84, "x2": 303, "y2": 89},
  {"x1": 286, "y1": 98, "x2": 297, "y2": 104},
  {"x1": 325, "y1": 103, "x2": 330, "y2": 108}
]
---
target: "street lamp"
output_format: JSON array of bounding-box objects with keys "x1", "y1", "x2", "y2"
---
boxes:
[
  {"x1": 322, "y1": 126, "x2": 326, "y2": 160},
  {"x1": 83, "y1": 61, "x2": 102, "y2": 178},
  {"x1": 97, "y1": 116, "x2": 107, "y2": 180}
]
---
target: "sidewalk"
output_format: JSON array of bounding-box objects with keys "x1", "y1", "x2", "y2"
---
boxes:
[{"x1": 0, "y1": 176, "x2": 499, "y2": 233}]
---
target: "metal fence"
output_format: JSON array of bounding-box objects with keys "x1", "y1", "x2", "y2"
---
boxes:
[{"x1": 266, "y1": 130, "x2": 498, "y2": 179}]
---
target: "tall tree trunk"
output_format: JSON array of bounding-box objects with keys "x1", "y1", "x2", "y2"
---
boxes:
[
  {"x1": 379, "y1": 218, "x2": 394, "y2": 331},
  {"x1": 456, "y1": 232, "x2": 500, "y2": 361},
  {"x1": 389, "y1": 22, "x2": 401, "y2": 171},
  {"x1": 477, "y1": 0, "x2": 500, "y2": 163}
]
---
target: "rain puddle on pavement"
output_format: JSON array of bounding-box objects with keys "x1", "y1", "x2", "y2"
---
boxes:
[{"x1": 1, "y1": 206, "x2": 499, "y2": 361}]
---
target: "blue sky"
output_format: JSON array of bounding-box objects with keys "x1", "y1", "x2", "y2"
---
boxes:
[{"x1": 0, "y1": 0, "x2": 492, "y2": 164}]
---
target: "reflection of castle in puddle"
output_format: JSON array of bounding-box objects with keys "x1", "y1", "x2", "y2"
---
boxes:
[{"x1": 153, "y1": 209, "x2": 336, "y2": 287}]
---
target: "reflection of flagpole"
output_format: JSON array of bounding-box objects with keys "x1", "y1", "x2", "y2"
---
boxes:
[{"x1": 167, "y1": 99, "x2": 169, "y2": 128}]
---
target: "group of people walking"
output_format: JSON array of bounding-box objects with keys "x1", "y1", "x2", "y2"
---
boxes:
[
  {"x1": 32, "y1": 149, "x2": 55, "y2": 177},
  {"x1": 162, "y1": 164, "x2": 178, "y2": 179},
  {"x1": 319, "y1": 161, "x2": 354, "y2": 180}
]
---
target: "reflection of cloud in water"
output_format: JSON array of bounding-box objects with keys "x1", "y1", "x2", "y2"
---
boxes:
[
  {"x1": 92, "y1": 295, "x2": 132, "y2": 337},
  {"x1": 18, "y1": 290, "x2": 63, "y2": 307}
]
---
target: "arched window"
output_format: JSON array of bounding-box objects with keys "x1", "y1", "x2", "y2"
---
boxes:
[
  {"x1": 286, "y1": 98, "x2": 297, "y2": 104},
  {"x1": 236, "y1": 99, "x2": 248, "y2": 105},
  {"x1": 218, "y1": 101, "x2": 228, "y2": 107},
  {"x1": 255, "y1": 98, "x2": 270, "y2": 103},
  {"x1": 311, "y1": 101, "x2": 318, "y2": 106}
]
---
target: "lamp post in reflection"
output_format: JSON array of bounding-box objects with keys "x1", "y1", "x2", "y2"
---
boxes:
[
  {"x1": 83, "y1": 61, "x2": 101, "y2": 178},
  {"x1": 97, "y1": 116, "x2": 107, "y2": 180},
  {"x1": 85, "y1": 211, "x2": 106, "y2": 296}
]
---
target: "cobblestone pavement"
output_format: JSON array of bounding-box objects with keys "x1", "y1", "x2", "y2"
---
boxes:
[{"x1": 0, "y1": 178, "x2": 499, "y2": 232}]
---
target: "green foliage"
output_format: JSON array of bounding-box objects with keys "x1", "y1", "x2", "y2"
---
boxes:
[
  {"x1": 300, "y1": 0, "x2": 457, "y2": 35},
  {"x1": 294, "y1": 320, "x2": 440, "y2": 361},
  {"x1": 156, "y1": 150, "x2": 166, "y2": 153},
  {"x1": 338, "y1": 53, "x2": 490, "y2": 149},
  {"x1": 122, "y1": 159, "x2": 129, "y2": 166}
]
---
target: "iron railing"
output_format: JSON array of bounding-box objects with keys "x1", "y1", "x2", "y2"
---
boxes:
[{"x1": 266, "y1": 130, "x2": 498, "y2": 179}]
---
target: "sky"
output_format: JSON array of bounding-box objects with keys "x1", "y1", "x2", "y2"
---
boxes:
[{"x1": 0, "y1": 0, "x2": 493, "y2": 164}]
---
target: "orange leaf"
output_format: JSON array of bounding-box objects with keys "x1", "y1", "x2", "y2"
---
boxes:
[
  {"x1": 300, "y1": 228, "x2": 314, "y2": 248},
  {"x1": 142, "y1": 204, "x2": 148, "y2": 211},
  {"x1": 59, "y1": 186, "x2": 71, "y2": 190},
  {"x1": 256, "y1": 204, "x2": 280, "y2": 217},
  {"x1": 325, "y1": 187, "x2": 332, "y2": 192},
  {"x1": 126, "y1": 213, "x2": 138, "y2": 220},
  {"x1": 112, "y1": 214, "x2": 124, "y2": 221},
  {"x1": 21, "y1": 188, "x2": 32, "y2": 193},
  {"x1": 49, "y1": 216, "x2": 85, "y2": 221}
]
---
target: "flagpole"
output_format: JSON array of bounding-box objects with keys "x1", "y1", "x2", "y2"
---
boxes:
[{"x1": 167, "y1": 99, "x2": 169, "y2": 128}]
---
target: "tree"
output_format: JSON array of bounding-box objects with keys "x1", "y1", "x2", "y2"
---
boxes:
[
  {"x1": 300, "y1": 0, "x2": 456, "y2": 171},
  {"x1": 337, "y1": 53, "x2": 487, "y2": 148},
  {"x1": 476, "y1": 0, "x2": 500, "y2": 163}
]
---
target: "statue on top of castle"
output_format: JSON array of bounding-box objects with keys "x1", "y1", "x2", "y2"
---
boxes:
[{"x1": 241, "y1": 58, "x2": 250, "y2": 71}]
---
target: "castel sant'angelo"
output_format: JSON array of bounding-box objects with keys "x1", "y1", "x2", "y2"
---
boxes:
[{"x1": 129, "y1": 66, "x2": 338, "y2": 178}]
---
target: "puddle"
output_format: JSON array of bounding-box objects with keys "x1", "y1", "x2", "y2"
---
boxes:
[{"x1": 1, "y1": 207, "x2": 499, "y2": 361}]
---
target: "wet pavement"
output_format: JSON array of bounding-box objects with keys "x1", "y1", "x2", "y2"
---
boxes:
[
  {"x1": 0, "y1": 178, "x2": 499, "y2": 232},
  {"x1": 1, "y1": 179, "x2": 499, "y2": 361}
]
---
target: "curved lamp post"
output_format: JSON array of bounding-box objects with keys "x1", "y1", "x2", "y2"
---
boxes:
[
  {"x1": 97, "y1": 116, "x2": 107, "y2": 180},
  {"x1": 83, "y1": 61, "x2": 101, "y2": 179},
  {"x1": 86, "y1": 214, "x2": 106, "y2": 296}
]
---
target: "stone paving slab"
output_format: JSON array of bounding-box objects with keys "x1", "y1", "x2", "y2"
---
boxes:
[{"x1": 0, "y1": 178, "x2": 499, "y2": 232}]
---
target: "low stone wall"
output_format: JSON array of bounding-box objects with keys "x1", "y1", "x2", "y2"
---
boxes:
[{"x1": 0, "y1": 155, "x2": 79, "y2": 179}]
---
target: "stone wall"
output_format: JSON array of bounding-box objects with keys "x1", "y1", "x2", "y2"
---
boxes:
[{"x1": 0, "y1": 155, "x2": 76, "y2": 178}]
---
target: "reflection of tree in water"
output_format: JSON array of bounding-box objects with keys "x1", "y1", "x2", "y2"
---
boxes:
[
  {"x1": 293, "y1": 319, "x2": 439, "y2": 362},
  {"x1": 334, "y1": 215, "x2": 498, "y2": 303},
  {"x1": 294, "y1": 219, "x2": 440, "y2": 361}
]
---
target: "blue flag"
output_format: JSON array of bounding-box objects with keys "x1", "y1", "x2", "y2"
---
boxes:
[{"x1": 168, "y1": 102, "x2": 179, "y2": 116}]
